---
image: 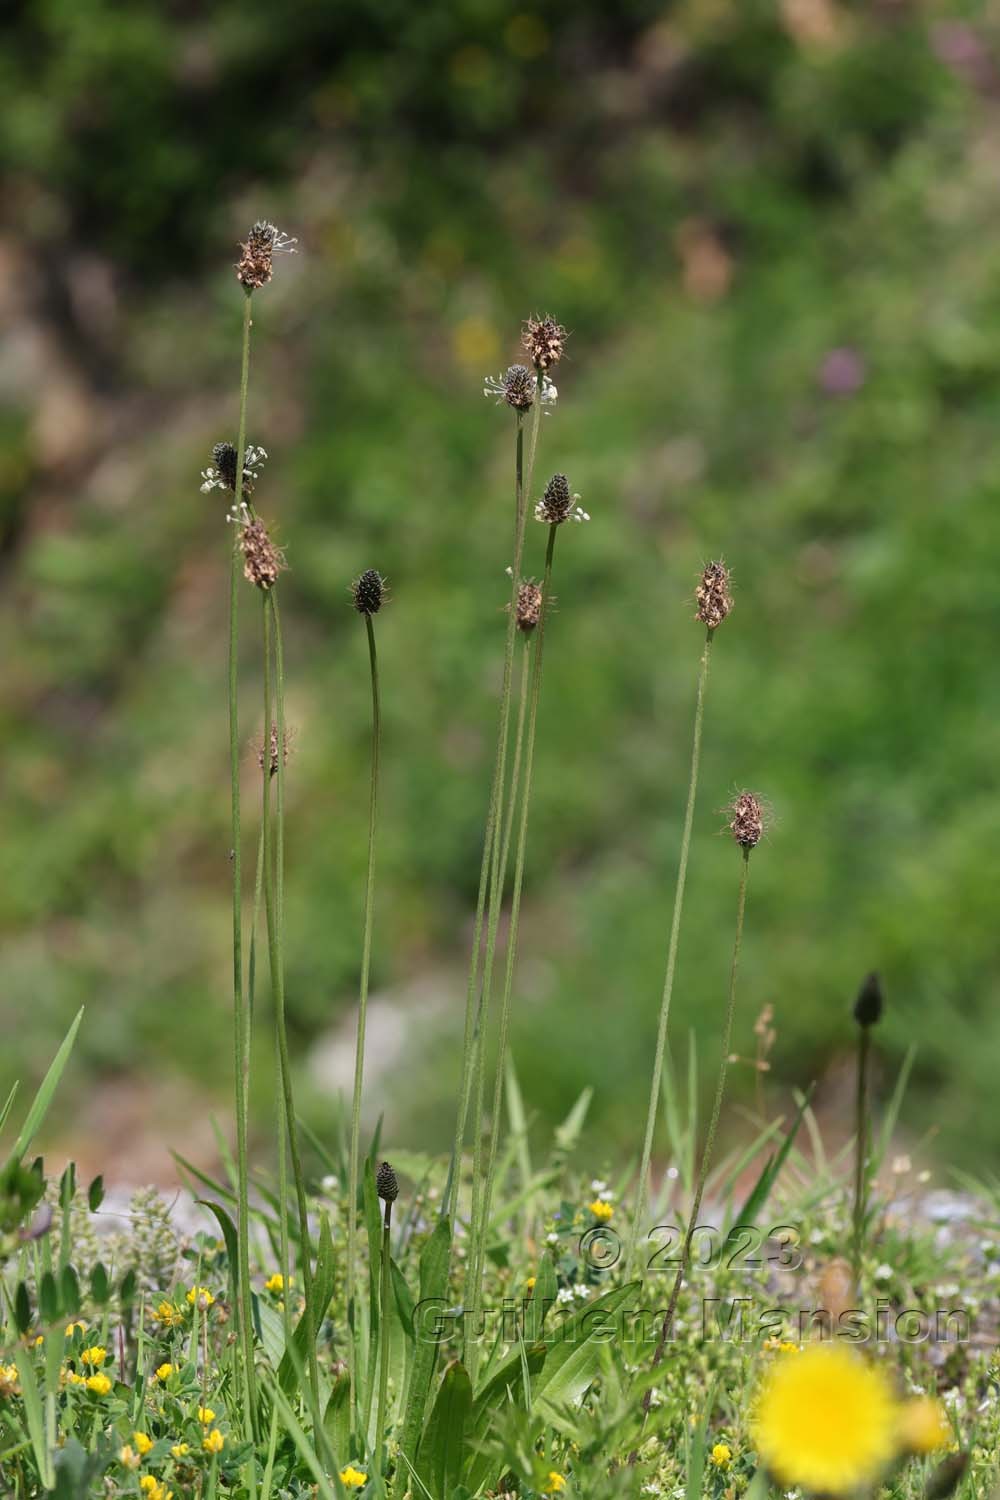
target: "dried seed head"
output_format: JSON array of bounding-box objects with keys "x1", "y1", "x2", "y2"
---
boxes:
[
  {"x1": 853, "y1": 972, "x2": 884, "y2": 1029},
  {"x1": 534, "y1": 473, "x2": 590, "y2": 526},
  {"x1": 727, "y1": 791, "x2": 765, "y2": 849},
  {"x1": 376, "y1": 1161, "x2": 399, "y2": 1203},
  {"x1": 352, "y1": 569, "x2": 386, "y2": 615},
  {"x1": 515, "y1": 580, "x2": 543, "y2": 632},
  {"x1": 501, "y1": 364, "x2": 535, "y2": 411},
  {"x1": 695, "y1": 561, "x2": 734, "y2": 630},
  {"x1": 258, "y1": 723, "x2": 293, "y2": 777},
  {"x1": 236, "y1": 221, "x2": 297, "y2": 291},
  {"x1": 522, "y1": 314, "x2": 568, "y2": 372},
  {"x1": 240, "y1": 518, "x2": 285, "y2": 590}
]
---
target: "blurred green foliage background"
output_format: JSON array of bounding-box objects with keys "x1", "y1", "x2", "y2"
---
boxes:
[{"x1": 2, "y1": 0, "x2": 1000, "y2": 1177}]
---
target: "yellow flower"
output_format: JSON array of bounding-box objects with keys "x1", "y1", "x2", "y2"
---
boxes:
[
  {"x1": 155, "y1": 1363, "x2": 174, "y2": 1382},
  {"x1": 898, "y1": 1397, "x2": 951, "y2": 1455},
  {"x1": 80, "y1": 1346, "x2": 107, "y2": 1367},
  {"x1": 338, "y1": 1466, "x2": 368, "y2": 1489},
  {"x1": 752, "y1": 1344, "x2": 899, "y2": 1495},
  {"x1": 710, "y1": 1443, "x2": 732, "y2": 1468},
  {"x1": 202, "y1": 1428, "x2": 225, "y2": 1455},
  {"x1": 525, "y1": 1276, "x2": 537, "y2": 1291},
  {"x1": 264, "y1": 1272, "x2": 290, "y2": 1294},
  {"x1": 170, "y1": 1443, "x2": 190, "y2": 1460},
  {"x1": 85, "y1": 1373, "x2": 112, "y2": 1396},
  {"x1": 64, "y1": 1322, "x2": 86, "y2": 1338},
  {"x1": 587, "y1": 1200, "x2": 613, "y2": 1222},
  {"x1": 140, "y1": 1480, "x2": 173, "y2": 1500},
  {"x1": 186, "y1": 1286, "x2": 215, "y2": 1310},
  {"x1": 65, "y1": 1370, "x2": 87, "y2": 1387},
  {"x1": 153, "y1": 1301, "x2": 182, "y2": 1328},
  {"x1": 543, "y1": 1473, "x2": 566, "y2": 1494},
  {"x1": 133, "y1": 1431, "x2": 153, "y2": 1455},
  {"x1": 0, "y1": 1364, "x2": 19, "y2": 1398},
  {"x1": 119, "y1": 1445, "x2": 140, "y2": 1470},
  {"x1": 778, "y1": 1341, "x2": 800, "y2": 1355},
  {"x1": 197, "y1": 1406, "x2": 216, "y2": 1425}
]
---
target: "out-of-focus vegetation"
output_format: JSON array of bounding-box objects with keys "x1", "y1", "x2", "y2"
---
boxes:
[{"x1": 2, "y1": 0, "x2": 1000, "y2": 1170}]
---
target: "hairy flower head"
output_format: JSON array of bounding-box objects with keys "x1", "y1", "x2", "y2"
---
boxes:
[
  {"x1": 695, "y1": 561, "x2": 733, "y2": 630},
  {"x1": 236, "y1": 221, "x2": 297, "y2": 291},
  {"x1": 522, "y1": 314, "x2": 568, "y2": 371},
  {"x1": 535, "y1": 473, "x2": 589, "y2": 526},
  {"x1": 751, "y1": 1343, "x2": 899, "y2": 1495},
  {"x1": 727, "y1": 792, "x2": 766, "y2": 849}
]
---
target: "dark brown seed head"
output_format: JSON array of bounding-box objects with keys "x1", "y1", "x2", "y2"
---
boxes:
[
  {"x1": 502, "y1": 364, "x2": 536, "y2": 411},
  {"x1": 728, "y1": 792, "x2": 765, "y2": 849},
  {"x1": 236, "y1": 221, "x2": 296, "y2": 291},
  {"x1": 853, "y1": 972, "x2": 884, "y2": 1028},
  {"x1": 240, "y1": 518, "x2": 285, "y2": 590},
  {"x1": 695, "y1": 561, "x2": 734, "y2": 630},
  {"x1": 352, "y1": 569, "x2": 386, "y2": 615},
  {"x1": 521, "y1": 315, "x2": 567, "y2": 372},
  {"x1": 515, "y1": 580, "x2": 543, "y2": 633},
  {"x1": 213, "y1": 442, "x2": 239, "y2": 490},
  {"x1": 376, "y1": 1161, "x2": 399, "y2": 1203}
]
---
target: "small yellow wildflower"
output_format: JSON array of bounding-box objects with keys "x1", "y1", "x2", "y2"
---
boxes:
[
  {"x1": 202, "y1": 1428, "x2": 225, "y2": 1455},
  {"x1": 752, "y1": 1343, "x2": 898, "y2": 1495},
  {"x1": 710, "y1": 1443, "x2": 732, "y2": 1468},
  {"x1": 133, "y1": 1431, "x2": 153, "y2": 1455},
  {"x1": 32, "y1": 1334, "x2": 44, "y2": 1347},
  {"x1": 264, "y1": 1272, "x2": 290, "y2": 1294},
  {"x1": 140, "y1": 1480, "x2": 173, "y2": 1500},
  {"x1": 0, "y1": 1364, "x2": 20, "y2": 1398},
  {"x1": 170, "y1": 1443, "x2": 190, "y2": 1460},
  {"x1": 65, "y1": 1370, "x2": 86, "y2": 1387},
  {"x1": 898, "y1": 1397, "x2": 951, "y2": 1455},
  {"x1": 85, "y1": 1373, "x2": 112, "y2": 1396},
  {"x1": 186, "y1": 1286, "x2": 215, "y2": 1310},
  {"x1": 588, "y1": 1200, "x2": 613, "y2": 1222},
  {"x1": 153, "y1": 1301, "x2": 182, "y2": 1328},
  {"x1": 119, "y1": 1445, "x2": 140, "y2": 1470},
  {"x1": 80, "y1": 1346, "x2": 107, "y2": 1367},
  {"x1": 338, "y1": 1466, "x2": 368, "y2": 1489},
  {"x1": 543, "y1": 1473, "x2": 566, "y2": 1494},
  {"x1": 155, "y1": 1362, "x2": 174, "y2": 1382},
  {"x1": 64, "y1": 1322, "x2": 86, "y2": 1338},
  {"x1": 197, "y1": 1405, "x2": 216, "y2": 1425},
  {"x1": 778, "y1": 1341, "x2": 800, "y2": 1355},
  {"x1": 525, "y1": 1276, "x2": 537, "y2": 1291}
]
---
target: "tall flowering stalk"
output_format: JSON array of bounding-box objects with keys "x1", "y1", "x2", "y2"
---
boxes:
[
  {"x1": 344, "y1": 569, "x2": 386, "y2": 1440},
  {"x1": 628, "y1": 562, "x2": 734, "y2": 1278},
  {"x1": 645, "y1": 792, "x2": 766, "y2": 1404},
  {"x1": 449, "y1": 326, "x2": 563, "y2": 1223},
  {"x1": 852, "y1": 971, "x2": 883, "y2": 1289},
  {"x1": 209, "y1": 219, "x2": 295, "y2": 1436},
  {"x1": 466, "y1": 469, "x2": 589, "y2": 1380},
  {"x1": 373, "y1": 1161, "x2": 398, "y2": 1472}
]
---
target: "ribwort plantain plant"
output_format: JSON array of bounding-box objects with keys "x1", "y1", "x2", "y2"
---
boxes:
[{"x1": 628, "y1": 561, "x2": 734, "y2": 1279}]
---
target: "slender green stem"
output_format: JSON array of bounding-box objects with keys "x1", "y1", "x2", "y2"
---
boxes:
[
  {"x1": 646, "y1": 849, "x2": 752, "y2": 1397},
  {"x1": 450, "y1": 391, "x2": 541, "y2": 1225},
  {"x1": 275, "y1": 1062, "x2": 292, "y2": 1354},
  {"x1": 346, "y1": 612, "x2": 382, "y2": 1442},
  {"x1": 374, "y1": 1200, "x2": 393, "y2": 1470},
  {"x1": 852, "y1": 1025, "x2": 871, "y2": 1290},
  {"x1": 629, "y1": 628, "x2": 715, "y2": 1278},
  {"x1": 498, "y1": 640, "x2": 531, "y2": 889},
  {"x1": 467, "y1": 523, "x2": 558, "y2": 1383},
  {"x1": 230, "y1": 289, "x2": 257, "y2": 1433}
]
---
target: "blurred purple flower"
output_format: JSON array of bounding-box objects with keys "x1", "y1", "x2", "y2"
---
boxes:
[{"x1": 819, "y1": 346, "x2": 866, "y2": 398}]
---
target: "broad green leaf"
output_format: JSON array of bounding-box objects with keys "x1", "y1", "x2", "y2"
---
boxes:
[
  {"x1": 323, "y1": 1368, "x2": 351, "y2": 1469},
  {"x1": 533, "y1": 1282, "x2": 639, "y2": 1414},
  {"x1": 198, "y1": 1198, "x2": 240, "y2": 1309},
  {"x1": 278, "y1": 1211, "x2": 336, "y2": 1396},
  {"x1": 398, "y1": 1214, "x2": 451, "y2": 1469},
  {"x1": 415, "y1": 1360, "x2": 472, "y2": 1496}
]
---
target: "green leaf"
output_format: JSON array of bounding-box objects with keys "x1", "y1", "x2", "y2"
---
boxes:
[
  {"x1": 89, "y1": 1262, "x2": 109, "y2": 1306},
  {"x1": 0, "y1": 1157, "x2": 45, "y2": 1235},
  {"x1": 120, "y1": 1268, "x2": 138, "y2": 1308},
  {"x1": 323, "y1": 1367, "x2": 351, "y2": 1469},
  {"x1": 416, "y1": 1360, "x2": 472, "y2": 1496},
  {"x1": 87, "y1": 1176, "x2": 104, "y2": 1213},
  {"x1": 533, "y1": 1282, "x2": 639, "y2": 1414},
  {"x1": 60, "y1": 1265, "x2": 81, "y2": 1319},
  {"x1": 14, "y1": 1349, "x2": 54, "y2": 1488},
  {"x1": 39, "y1": 1272, "x2": 60, "y2": 1329},
  {"x1": 198, "y1": 1198, "x2": 240, "y2": 1308},
  {"x1": 399, "y1": 1214, "x2": 452, "y2": 1469},
  {"x1": 0, "y1": 1083, "x2": 19, "y2": 1137},
  {"x1": 14, "y1": 1280, "x2": 31, "y2": 1334},
  {"x1": 734, "y1": 1082, "x2": 816, "y2": 1226},
  {"x1": 10, "y1": 1008, "x2": 84, "y2": 1163},
  {"x1": 278, "y1": 1211, "x2": 336, "y2": 1396}
]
